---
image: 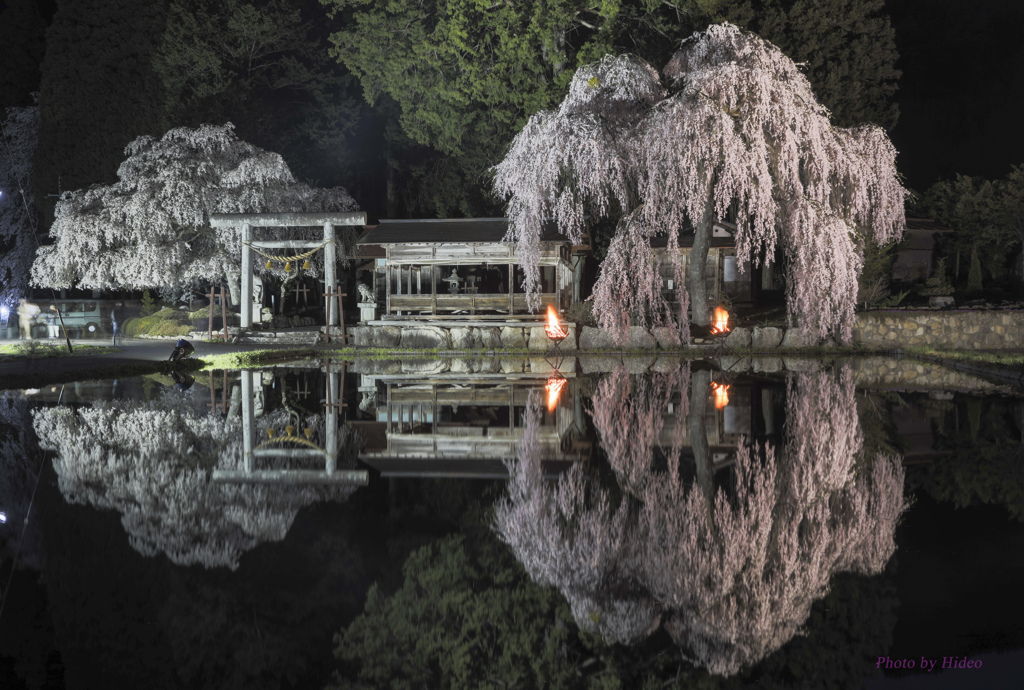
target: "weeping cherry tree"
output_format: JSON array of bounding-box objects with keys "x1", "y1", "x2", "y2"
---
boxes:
[
  {"x1": 31, "y1": 123, "x2": 359, "y2": 304},
  {"x1": 495, "y1": 366, "x2": 907, "y2": 675},
  {"x1": 493, "y1": 24, "x2": 906, "y2": 342}
]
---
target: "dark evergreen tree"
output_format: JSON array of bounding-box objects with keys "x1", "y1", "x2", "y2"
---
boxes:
[
  {"x1": 33, "y1": 0, "x2": 171, "y2": 223},
  {"x1": 153, "y1": 0, "x2": 367, "y2": 191},
  {"x1": 0, "y1": 101, "x2": 39, "y2": 304},
  {"x1": 0, "y1": 0, "x2": 54, "y2": 112},
  {"x1": 321, "y1": 0, "x2": 901, "y2": 217},
  {"x1": 920, "y1": 171, "x2": 1024, "y2": 292},
  {"x1": 329, "y1": 532, "x2": 596, "y2": 689}
]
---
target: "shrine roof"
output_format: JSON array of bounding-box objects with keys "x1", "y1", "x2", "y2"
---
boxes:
[{"x1": 357, "y1": 218, "x2": 571, "y2": 245}]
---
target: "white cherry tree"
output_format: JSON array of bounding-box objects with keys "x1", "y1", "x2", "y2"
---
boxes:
[
  {"x1": 33, "y1": 389, "x2": 358, "y2": 569},
  {"x1": 31, "y1": 123, "x2": 359, "y2": 303}
]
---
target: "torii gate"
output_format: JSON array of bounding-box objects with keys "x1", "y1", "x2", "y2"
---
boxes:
[
  {"x1": 209, "y1": 211, "x2": 367, "y2": 329},
  {"x1": 211, "y1": 367, "x2": 368, "y2": 486}
]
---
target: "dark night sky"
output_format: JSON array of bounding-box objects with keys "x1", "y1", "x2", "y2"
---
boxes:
[
  {"x1": 886, "y1": 0, "x2": 1024, "y2": 192},
  {"x1": 2, "y1": 0, "x2": 1022, "y2": 196}
]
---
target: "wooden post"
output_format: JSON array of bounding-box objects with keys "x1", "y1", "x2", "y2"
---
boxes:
[
  {"x1": 321, "y1": 288, "x2": 347, "y2": 343},
  {"x1": 206, "y1": 285, "x2": 230, "y2": 340},
  {"x1": 292, "y1": 282, "x2": 311, "y2": 305},
  {"x1": 431, "y1": 265, "x2": 437, "y2": 315},
  {"x1": 385, "y1": 249, "x2": 392, "y2": 316},
  {"x1": 221, "y1": 286, "x2": 228, "y2": 341},
  {"x1": 52, "y1": 305, "x2": 74, "y2": 354},
  {"x1": 207, "y1": 286, "x2": 216, "y2": 340}
]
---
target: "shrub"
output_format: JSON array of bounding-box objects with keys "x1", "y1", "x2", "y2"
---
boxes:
[
  {"x1": 141, "y1": 289, "x2": 157, "y2": 316},
  {"x1": 967, "y1": 245, "x2": 983, "y2": 295},
  {"x1": 123, "y1": 308, "x2": 191, "y2": 337},
  {"x1": 566, "y1": 300, "x2": 596, "y2": 327}
]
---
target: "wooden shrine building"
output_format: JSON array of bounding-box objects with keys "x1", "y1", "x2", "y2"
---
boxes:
[{"x1": 356, "y1": 218, "x2": 589, "y2": 322}]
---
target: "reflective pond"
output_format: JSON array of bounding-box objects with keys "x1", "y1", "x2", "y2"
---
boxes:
[{"x1": 1, "y1": 357, "x2": 1023, "y2": 689}]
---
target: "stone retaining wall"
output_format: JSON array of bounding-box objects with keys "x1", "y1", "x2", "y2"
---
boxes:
[
  {"x1": 848, "y1": 357, "x2": 1004, "y2": 391},
  {"x1": 349, "y1": 324, "x2": 578, "y2": 351},
  {"x1": 854, "y1": 310, "x2": 1024, "y2": 349},
  {"x1": 350, "y1": 355, "x2": 1002, "y2": 391},
  {"x1": 349, "y1": 309, "x2": 1024, "y2": 351}
]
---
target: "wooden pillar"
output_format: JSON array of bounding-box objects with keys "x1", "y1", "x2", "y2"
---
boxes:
[
  {"x1": 324, "y1": 222, "x2": 337, "y2": 327},
  {"x1": 386, "y1": 255, "x2": 392, "y2": 316},
  {"x1": 508, "y1": 262, "x2": 514, "y2": 314},
  {"x1": 713, "y1": 249, "x2": 722, "y2": 306},
  {"x1": 572, "y1": 255, "x2": 583, "y2": 306},
  {"x1": 431, "y1": 265, "x2": 437, "y2": 315},
  {"x1": 242, "y1": 370, "x2": 255, "y2": 473},
  {"x1": 241, "y1": 223, "x2": 253, "y2": 328},
  {"x1": 221, "y1": 286, "x2": 228, "y2": 341}
]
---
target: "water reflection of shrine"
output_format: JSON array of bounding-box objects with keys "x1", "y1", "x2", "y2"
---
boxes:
[{"x1": 355, "y1": 371, "x2": 591, "y2": 478}]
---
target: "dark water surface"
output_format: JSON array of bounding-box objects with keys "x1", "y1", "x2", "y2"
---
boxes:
[{"x1": 1, "y1": 359, "x2": 1022, "y2": 689}]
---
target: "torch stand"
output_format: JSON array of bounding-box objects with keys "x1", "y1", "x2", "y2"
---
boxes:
[{"x1": 545, "y1": 335, "x2": 567, "y2": 371}]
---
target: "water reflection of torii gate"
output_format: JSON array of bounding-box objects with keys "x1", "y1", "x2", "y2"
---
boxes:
[
  {"x1": 209, "y1": 211, "x2": 366, "y2": 329},
  {"x1": 212, "y1": 368, "x2": 368, "y2": 486}
]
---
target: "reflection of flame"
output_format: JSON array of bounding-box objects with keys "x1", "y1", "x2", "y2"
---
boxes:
[
  {"x1": 711, "y1": 382, "x2": 730, "y2": 409},
  {"x1": 545, "y1": 305, "x2": 567, "y2": 340},
  {"x1": 546, "y1": 376, "x2": 567, "y2": 412},
  {"x1": 710, "y1": 307, "x2": 730, "y2": 335}
]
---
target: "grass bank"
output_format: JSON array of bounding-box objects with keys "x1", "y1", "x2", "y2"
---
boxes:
[
  {"x1": 0, "y1": 358, "x2": 206, "y2": 391},
  {"x1": 0, "y1": 342, "x2": 117, "y2": 363},
  {"x1": 905, "y1": 347, "x2": 1024, "y2": 369}
]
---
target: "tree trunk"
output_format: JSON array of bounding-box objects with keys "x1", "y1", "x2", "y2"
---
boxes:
[
  {"x1": 278, "y1": 272, "x2": 299, "y2": 315},
  {"x1": 227, "y1": 271, "x2": 241, "y2": 309},
  {"x1": 688, "y1": 182, "x2": 716, "y2": 327},
  {"x1": 690, "y1": 368, "x2": 713, "y2": 501}
]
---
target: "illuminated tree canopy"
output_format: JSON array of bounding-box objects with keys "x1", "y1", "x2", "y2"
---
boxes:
[
  {"x1": 30, "y1": 123, "x2": 358, "y2": 296},
  {"x1": 493, "y1": 23, "x2": 906, "y2": 341},
  {"x1": 495, "y1": 365, "x2": 907, "y2": 676},
  {"x1": 33, "y1": 390, "x2": 357, "y2": 569}
]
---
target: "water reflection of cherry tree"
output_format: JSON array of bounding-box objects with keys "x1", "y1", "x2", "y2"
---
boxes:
[
  {"x1": 0, "y1": 395, "x2": 45, "y2": 571},
  {"x1": 495, "y1": 365, "x2": 907, "y2": 676},
  {"x1": 32, "y1": 387, "x2": 360, "y2": 569}
]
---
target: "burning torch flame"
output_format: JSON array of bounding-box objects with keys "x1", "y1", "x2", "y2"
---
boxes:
[
  {"x1": 710, "y1": 306, "x2": 730, "y2": 335},
  {"x1": 711, "y1": 382, "x2": 730, "y2": 409},
  {"x1": 545, "y1": 375, "x2": 567, "y2": 412},
  {"x1": 544, "y1": 305, "x2": 567, "y2": 341}
]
